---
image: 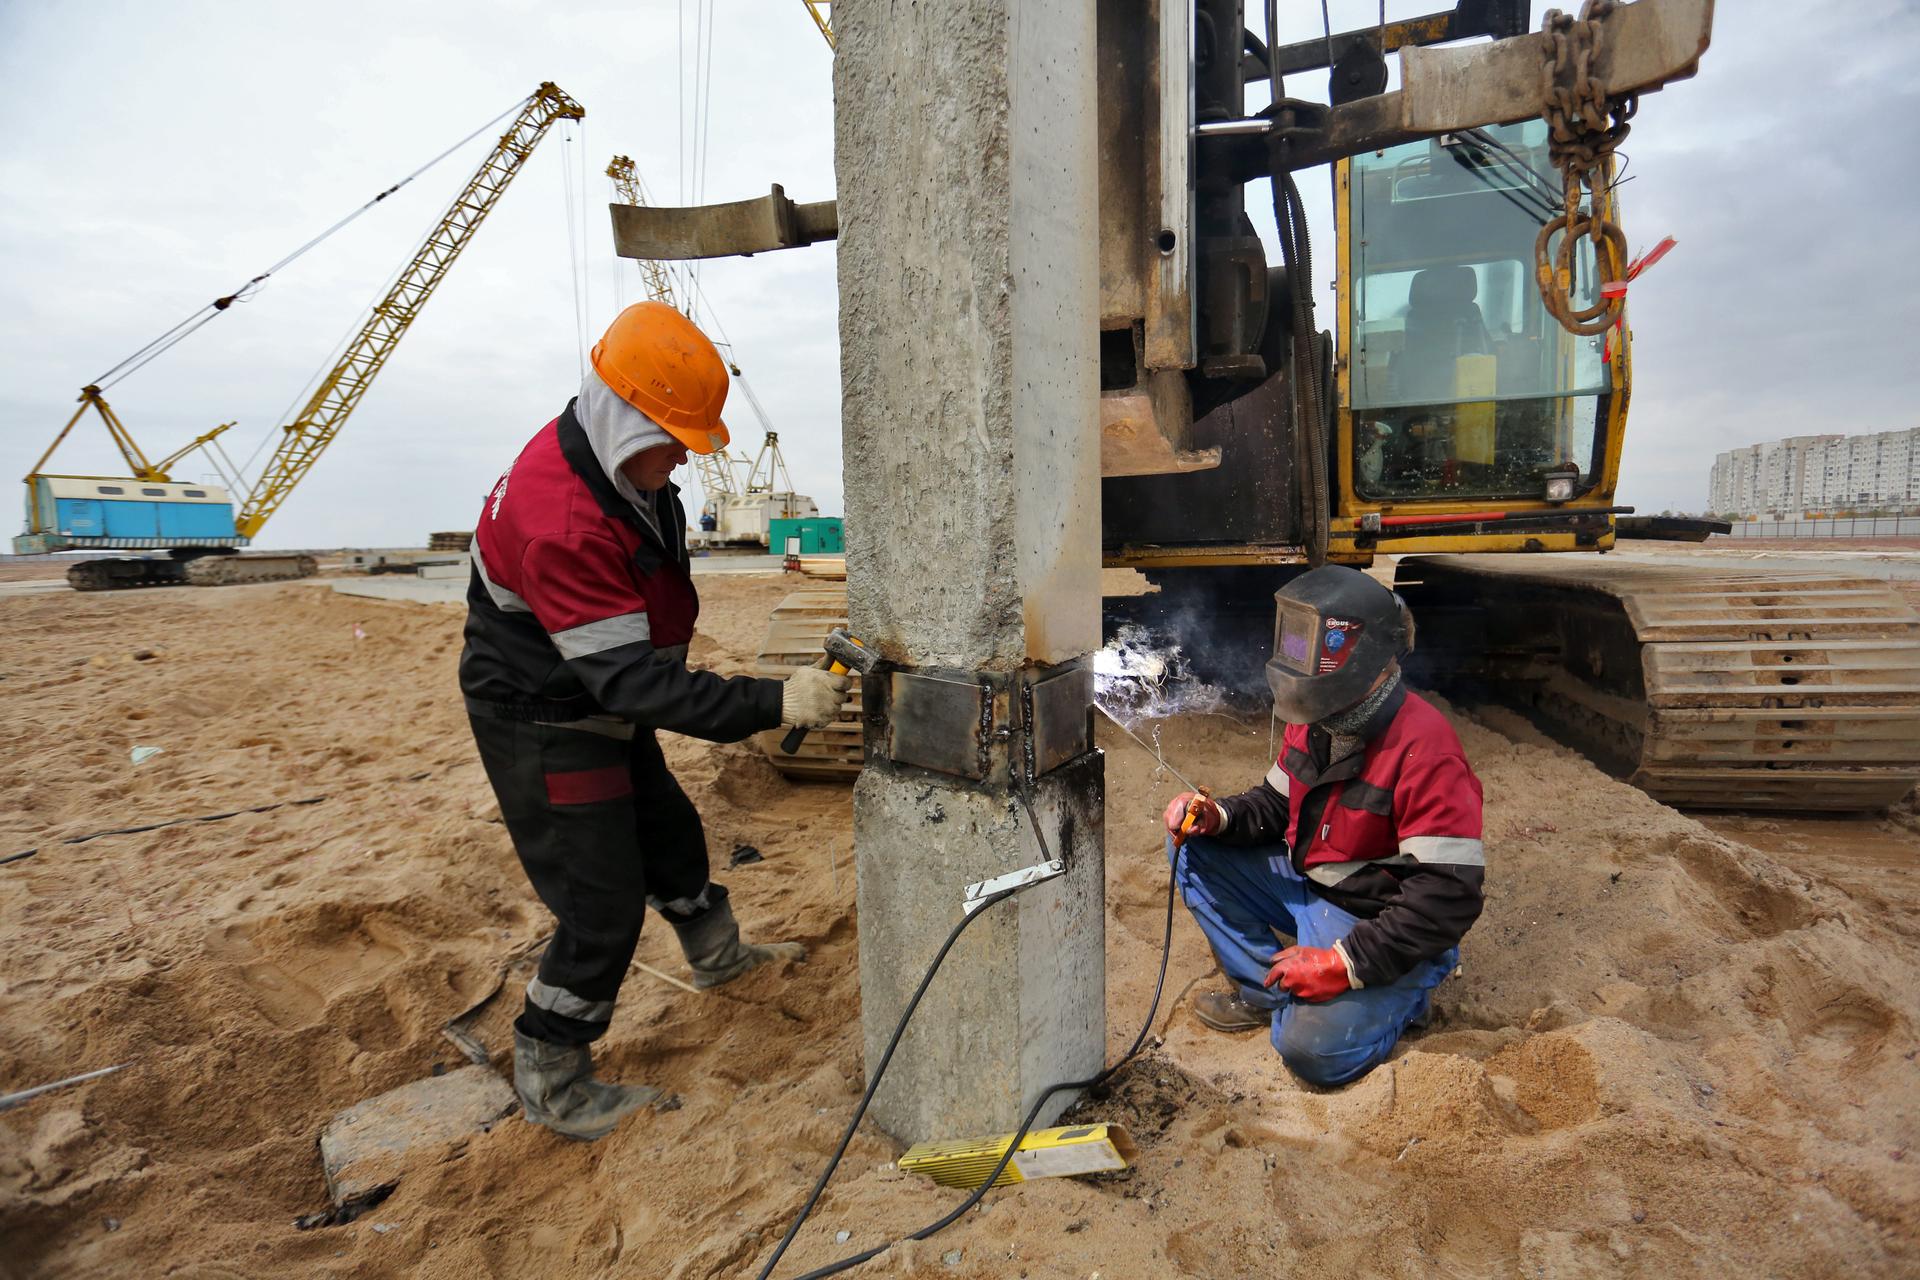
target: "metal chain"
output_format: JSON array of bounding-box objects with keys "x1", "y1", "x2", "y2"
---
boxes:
[{"x1": 1535, "y1": 0, "x2": 1636, "y2": 336}]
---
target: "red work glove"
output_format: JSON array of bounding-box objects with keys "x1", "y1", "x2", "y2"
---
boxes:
[
  {"x1": 1162, "y1": 791, "x2": 1223, "y2": 841},
  {"x1": 1265, "y1": 945, "x2": 1351, "y2": 1003}
]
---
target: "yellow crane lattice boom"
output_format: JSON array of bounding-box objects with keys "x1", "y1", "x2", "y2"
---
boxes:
[
  {"x1": 803, "y1": 1, "x2": 834, "y2": 49},
  {"x1": 606, "y1": 156, "x2": 678, "y2": 311},
  {"x1": 236, "y1": 82, "x2": 584, "y2": 538},
  {"x1": 607, "y1": 151, "x2": 740, "y2": 505}
]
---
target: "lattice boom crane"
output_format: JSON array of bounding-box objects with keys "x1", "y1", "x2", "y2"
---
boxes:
[
  {"x1": 606, "y1": 152, "x2": 743, "y2": 510},
  {"x1": 239, "y1": 83, "x2": 585, "y2": 538},
  {"x1": 22, "y1": 82, "x2": 583, "y2": 590}
]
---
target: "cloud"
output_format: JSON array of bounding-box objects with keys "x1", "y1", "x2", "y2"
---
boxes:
[
  {"x1": 4, "y1": 0, "x2": 1902, "y2": 553},
  {"x1": 0, "y1": 0, "x2": 837, "y2": 550}
]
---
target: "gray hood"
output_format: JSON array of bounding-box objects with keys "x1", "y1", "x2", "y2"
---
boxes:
[{"x1": 578, "y1": 370, "x2": 676, "y2": 516}]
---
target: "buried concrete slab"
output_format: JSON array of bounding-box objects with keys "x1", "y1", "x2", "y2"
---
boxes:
[{"x1": 319, "y1": 1065, "x2": 517, "y2": 1206}]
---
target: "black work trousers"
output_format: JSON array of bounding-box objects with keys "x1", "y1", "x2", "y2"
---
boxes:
[{"x1": 469, "y1": 715, "x2": 711, "y2": 1045}]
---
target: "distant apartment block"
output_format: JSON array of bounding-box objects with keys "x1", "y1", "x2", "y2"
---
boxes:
[{"x1": 1709, "y1": 427, "x2": 1920, "y2": 517}]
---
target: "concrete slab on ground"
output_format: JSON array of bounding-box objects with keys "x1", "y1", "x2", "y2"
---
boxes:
[
  {"x1": 0, "y1": 579, "x2": 75, "y2": 599},
  {"x1": 330, "y1": 577, "x2": 467, "y2": 604},
  {"x1": 319, "y1": 1064, "x2": 516, "y2": 1206}
]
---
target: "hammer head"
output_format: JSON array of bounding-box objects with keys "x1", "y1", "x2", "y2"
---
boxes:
[{"x1": 824, "y1": 628, "x2": 880, "y2": 676}]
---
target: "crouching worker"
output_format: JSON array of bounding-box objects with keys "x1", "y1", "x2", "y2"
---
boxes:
[
  {"x1": 1164, "y1": 565, "x2": 1484, "y2": 1087},
  {"x1": 460, "y1": 301, "x2": 851, "y2": 1139}
]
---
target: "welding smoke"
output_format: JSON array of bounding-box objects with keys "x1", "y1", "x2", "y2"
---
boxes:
[{"x1": 1094, "y1": 623, "x2": 1238, "y2": 726}]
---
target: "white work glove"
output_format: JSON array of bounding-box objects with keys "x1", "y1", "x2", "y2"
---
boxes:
[{"x1": 781, "y1": 666, "x2": 850, "y2": 729}]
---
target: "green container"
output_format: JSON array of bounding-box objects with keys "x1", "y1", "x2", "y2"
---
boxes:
[{"x1": 769, "y1": 516, "x2": 845, "y2": 556}]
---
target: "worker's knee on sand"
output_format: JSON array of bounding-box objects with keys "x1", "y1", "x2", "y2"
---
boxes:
[{"x1": 1273, "y1": 997, "x2": 1411, "y2": 1088}]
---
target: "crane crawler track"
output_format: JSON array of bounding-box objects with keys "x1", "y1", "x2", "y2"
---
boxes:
[
  {"x1": 66, "y1": 553, "x2": 316, "y2": 591},
  {"x1": 184, "y1": 554, "x2": 317, "y2": 587},
  {"x1": 1397, "y1": 555, "x2": 1920, "y2": 812}
]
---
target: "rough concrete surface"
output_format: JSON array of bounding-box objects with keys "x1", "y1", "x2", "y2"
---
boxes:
[
  {"x1": 853, "y1": 753, "x2": 1105, "y2": 1143},
  {"x1": 836, "y1": 0, "x2": 1107, "y2": 1145},
  {"x1": 835, "y1": 0, "x2": 1100, "y2": 671},
  {"x1": 318, "y1": 1066, "x2": 516, "y2": 1206}
]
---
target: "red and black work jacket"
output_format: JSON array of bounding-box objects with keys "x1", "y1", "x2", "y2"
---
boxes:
[
  {"x1": 1215, "y1": 683, "x2": 1485, "y2": 987},
  {"x1": 458, "y1": 400, "x2": 783, "y2": 741}
]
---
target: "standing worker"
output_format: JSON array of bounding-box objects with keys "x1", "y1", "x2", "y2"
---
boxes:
[
  {"x1": 1161, "y1": 566, "x2": 1484, "y2": 1087},
  {"x1": 460, "y1": 302, "x2": 851, "y2": 1140}
]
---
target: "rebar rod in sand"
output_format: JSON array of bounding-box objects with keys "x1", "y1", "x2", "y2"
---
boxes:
[
  {"x1": 633, "y1": 961, "x2": 701, "y2": 994},
  {"x1": 0, "y1": 1063, "x2": 130, "y2": 1113}
]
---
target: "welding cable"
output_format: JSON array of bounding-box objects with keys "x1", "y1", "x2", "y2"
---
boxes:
[
  {"x1": 1, "y1": 769, "x2": 435, "y2": 867},
  {"x1": 1273, "y1": 166, "x2": 1329, "y2": 566},
  {"x1": 750, "y1": 881, "x2": 1024, "y2": 1280},
  {"x1": 1, "y1": 796, "x2": 330, "y2": 866},
  {"x1": 771, "y1": 842, "x2": 1181, "y2": 1280}
]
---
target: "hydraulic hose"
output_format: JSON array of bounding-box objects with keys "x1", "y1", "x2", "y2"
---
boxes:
[
  {"x1": 1273, "y1": 168, "x2": 1330, "y2": 566},
  {"x1": 761, "y1": 831, "x2": 1181, "y2": 1280}
]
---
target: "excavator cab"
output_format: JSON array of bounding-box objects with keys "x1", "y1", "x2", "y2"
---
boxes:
[{"x1": 1333, "y1": 121, "x2": 1628, "y2": 552}]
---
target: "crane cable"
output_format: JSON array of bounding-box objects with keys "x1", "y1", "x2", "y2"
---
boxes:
[
  {"x1": 695, "y1": 0, "x2": 718, "y2": 300},
  {"x1": 89, "y1": 93, "x2": 533, "y2": 393},
  {"x1": 559, "y1": 118, "x2": 588, "y2": 377}
]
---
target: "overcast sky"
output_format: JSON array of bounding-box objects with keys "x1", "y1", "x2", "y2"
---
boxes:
[{"x1": 3, "y1": 1, "x2": 1911, "y2": 549}]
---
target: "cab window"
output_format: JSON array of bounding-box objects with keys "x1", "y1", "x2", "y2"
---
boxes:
[{"x1": 1348, "y1": 121, "x2": 1613, "y2": 502}]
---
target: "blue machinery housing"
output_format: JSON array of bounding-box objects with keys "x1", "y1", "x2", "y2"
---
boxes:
[{"x1": 15, "y1": 475, "x2": 245, "y2": 555}]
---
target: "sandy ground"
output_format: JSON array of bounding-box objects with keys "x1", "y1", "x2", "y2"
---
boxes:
[{"x1": 3, "y1": 571, "x2": 1918, "y2": 1278}]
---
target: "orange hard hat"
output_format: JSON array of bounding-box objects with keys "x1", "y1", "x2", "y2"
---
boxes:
[{"x1": 589, "y1": 301, "x2": 731, "y2": 455}]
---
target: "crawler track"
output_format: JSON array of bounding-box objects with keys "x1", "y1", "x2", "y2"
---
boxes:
[
  {"x1": 182, "y1": 554, "x2": 316, "y2": 587},
  {"x1": 67, "y1": 553, "x2": 317, "y2": 591},
  {"x1": 1397, "y1": 555, "x2": 1920, "y2": 811}
]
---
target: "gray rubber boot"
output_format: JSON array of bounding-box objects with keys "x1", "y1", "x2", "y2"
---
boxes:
[
  {"x1": 512, "y1": 1031, "x2": 664, "y2": 1142},
  {"x1": 670, "y1": 895, "x2": 806, "y2": 990}
]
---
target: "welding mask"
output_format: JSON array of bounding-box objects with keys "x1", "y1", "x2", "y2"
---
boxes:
[{"x1": 1265, "y1": 565, "x2": 1414, "y2": 725}]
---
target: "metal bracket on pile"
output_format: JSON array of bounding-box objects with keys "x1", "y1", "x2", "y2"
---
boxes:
[
  {"x1": 961, "y1": 859, "x2": 1066, "y2": 915},
  {"x1": 871, "y1": 660, "x2": 1094, "y2": 786}
]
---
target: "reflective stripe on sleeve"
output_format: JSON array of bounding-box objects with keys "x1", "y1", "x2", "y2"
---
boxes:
[
  {"x1": 1398, "y1": 835, "x2": 1486, "y2": 866},
  {"x1": 471, "y1": 539, "x2": 531, "y2": 614},
  {"x1": 551, "y1": 611, "x2": 652, "y2": 659},
  {"x1": 1264, "y1": 762, "x2": 1290, "y2": 796},
  {"x1": 526, "y1": 976, "x2": 614, "y2": 1023},
  {"x1": 1305, "y1": 854, "x2": 1415, "y2": 886}
]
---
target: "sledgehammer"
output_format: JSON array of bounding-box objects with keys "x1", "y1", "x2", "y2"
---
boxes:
[{"x1": 780, "y1": 628, "x2": 877, "y2": 755}]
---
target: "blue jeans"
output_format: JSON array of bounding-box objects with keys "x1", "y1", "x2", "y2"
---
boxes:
[{"x1": 1169, "y1": 834, "x2": 1457, "y2": 1087}]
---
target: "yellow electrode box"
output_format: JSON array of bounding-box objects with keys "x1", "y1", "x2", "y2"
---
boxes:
[{"x1": 898, "y1": 1123, "x2": 1139, "y2": 1190}]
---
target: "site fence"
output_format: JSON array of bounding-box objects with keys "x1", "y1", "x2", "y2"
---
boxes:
[{"x1": 1721, "y1": 516, "x2": 1920, "y2": 539}]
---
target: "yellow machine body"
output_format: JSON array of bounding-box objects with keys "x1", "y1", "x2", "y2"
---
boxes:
[{"x1": 1327, "y1": 122, "x2": 1632, "y2": 561}]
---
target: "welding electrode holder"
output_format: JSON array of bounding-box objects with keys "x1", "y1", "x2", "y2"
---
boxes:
[{"x1": 1173, "y1": 784, "x2": 1214, "y2": 851}]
